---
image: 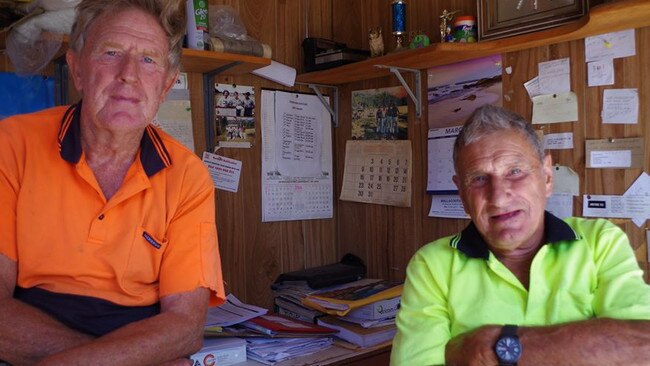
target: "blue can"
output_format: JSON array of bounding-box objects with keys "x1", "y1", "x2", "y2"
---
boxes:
[{"x1": 392, "y1": 1, "x2": 406, "y2": 35}]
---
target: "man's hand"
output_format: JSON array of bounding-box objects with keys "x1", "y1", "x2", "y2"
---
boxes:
[{"x1": 445, "y1": 325, "x2": 501, "y2": 366}]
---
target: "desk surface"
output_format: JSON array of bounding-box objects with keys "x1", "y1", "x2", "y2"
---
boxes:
[{"x1": 241, "y1": 342, "x2": 391, "y2": 366}]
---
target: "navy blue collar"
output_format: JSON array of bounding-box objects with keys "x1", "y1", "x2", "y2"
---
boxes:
[
  {"x1": 450, "y1": 211, "x2": 580, "y2": 259},
  {"x1": 57, "y1": 102, "x2": 171, "y2": 177}
]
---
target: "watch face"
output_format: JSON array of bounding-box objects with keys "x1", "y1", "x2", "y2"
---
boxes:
[{"x1": 495, "y1": 336, "x2": 522, "y2": 362}]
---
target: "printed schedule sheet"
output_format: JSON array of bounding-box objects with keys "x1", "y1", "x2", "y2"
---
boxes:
[{"x1": 260, "y1": 90, "x2": 333, "y2": 222}]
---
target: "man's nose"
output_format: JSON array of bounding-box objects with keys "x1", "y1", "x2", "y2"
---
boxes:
[
  {"x1": 487, "y1": 177, "x2": 510, "y2": 204},
  {"x1": 118, "y1": 55, "x2": 139, "y2": 82}
]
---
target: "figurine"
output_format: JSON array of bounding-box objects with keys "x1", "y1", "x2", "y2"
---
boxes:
[
  {"x1": 369, "y1": 27, "x2": 384, "y2": 57},
  {"x1": 440, "y1": 9, "x2": 459, "y2": 42},
  {"x1": 409, "y1": 31, "x2": 430, "y2": 49}
]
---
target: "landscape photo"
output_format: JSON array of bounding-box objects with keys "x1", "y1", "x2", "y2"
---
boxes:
[{"x1": 427, "y1": 54, "x2": 503, "y2": 129}]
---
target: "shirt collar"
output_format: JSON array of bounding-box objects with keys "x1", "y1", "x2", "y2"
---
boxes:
[
  {"x1": 450, "y1": 211, "x2": 580, "y2": 259},
  {"x1": 57, "y1": 102, "x2": 172, "y2": 177}
]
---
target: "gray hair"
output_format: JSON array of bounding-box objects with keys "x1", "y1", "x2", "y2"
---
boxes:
[
  {"x1": 453, "y1": 104, "x2": 545, "y2": 172},
  {"x1": 68, "y1": 0, "x2": 185, "y2": 72}
]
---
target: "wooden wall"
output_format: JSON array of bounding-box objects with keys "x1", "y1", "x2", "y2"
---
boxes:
[
  {"x1": 1, "y1": 0, "x2": 647, "y2": 309},
  {"x1": 204, "y1": 0, "x2": 649, "y2": 308}
]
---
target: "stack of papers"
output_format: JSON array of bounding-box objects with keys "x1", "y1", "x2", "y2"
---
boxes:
[
  {"x1": 246, "y1": 337, "x2": 334, "y2": 365},
  {"x1": 302, "y1": 279, "x2": 403, "y2": 316},
  {"x1": 205, "y1": 294, "x2": 268, "y2": 327}
]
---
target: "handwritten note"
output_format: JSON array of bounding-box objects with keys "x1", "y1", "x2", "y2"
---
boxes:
[
  {"x1": 602, "y1": 88, "x2": 638, "y2": 124},
  {"x1": 587, "y1": 59, "x2": 614, "y2": 87},
  {"x1": 538, "y1": 58, "x2": 571, "y2": 95},
  {"x1": 585, "y1": 29, "x2": 636, "y2": 62}
]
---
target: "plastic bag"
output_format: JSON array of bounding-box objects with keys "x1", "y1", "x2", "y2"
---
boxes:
[
  {"x1": 209, "y1": 5, "x2": 251, "y2": 41},
  {"x1": 6, "y1": 5, "x2": 77, "y2": 76}
]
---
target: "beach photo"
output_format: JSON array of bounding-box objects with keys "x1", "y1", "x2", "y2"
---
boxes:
[{"x1": 427, "y1": 54, "x2": 502, "y2": 129}]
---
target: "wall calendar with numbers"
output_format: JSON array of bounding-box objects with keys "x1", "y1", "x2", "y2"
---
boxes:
[
  {"x1": 340, "y1": 140, "x2": 412, "y2": 207},
  {"x1": 260, "y1": 90, "x2": 333, "y2": 222}
]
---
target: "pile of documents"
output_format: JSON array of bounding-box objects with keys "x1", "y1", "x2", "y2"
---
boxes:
[{"x1": 246, "y1": 337, "x2": 334, "y2": 365}]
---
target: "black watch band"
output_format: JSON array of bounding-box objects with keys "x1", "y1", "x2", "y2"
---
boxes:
[{"x1": 501, "y1": 324, "x2": 518, "y2": 337}]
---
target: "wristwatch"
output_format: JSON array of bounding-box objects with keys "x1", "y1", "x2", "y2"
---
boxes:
[{"x1": 494, "y1": 324, "x2": 522, "y2": 366}]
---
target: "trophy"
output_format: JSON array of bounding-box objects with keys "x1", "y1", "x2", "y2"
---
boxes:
[{"x1": 391, "y1": 0, "x2": 407, "y2": 51}]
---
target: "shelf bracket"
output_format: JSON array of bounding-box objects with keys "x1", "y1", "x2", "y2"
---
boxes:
[
  {"x1": 295, "y1": 82, "x2": 339, "y2": 127},
  {"x1": 203, "y1": 61, "x2": 243, "y2": 151},
  {"x1": 374, "y1": 65, "x2": 421, "y2": 118}
]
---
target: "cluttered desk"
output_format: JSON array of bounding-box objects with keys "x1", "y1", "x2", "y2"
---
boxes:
[{"x1": 192, "y1": 255, "x2": 397, "y2": 366}]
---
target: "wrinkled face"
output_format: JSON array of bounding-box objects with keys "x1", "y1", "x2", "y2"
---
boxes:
[
  {"x1": 453, "y1": 130, "x2": 553, "y2": 255},
  {"x1": 66, "y1": 8, "x2": 177, "y2": 133}
]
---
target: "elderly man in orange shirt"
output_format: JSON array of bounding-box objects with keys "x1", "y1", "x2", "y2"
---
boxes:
[{"x1": 0, "y1": 1, "x2": 225, "y2": 365}]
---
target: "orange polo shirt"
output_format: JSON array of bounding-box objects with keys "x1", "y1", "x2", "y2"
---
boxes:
[{"x1": 0, "y1": 104, "x2": 225, "y2": 307}]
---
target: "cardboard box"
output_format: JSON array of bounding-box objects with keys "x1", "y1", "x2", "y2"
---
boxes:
[{"x1": 190, "y1": 337, "x2": 246, "y2": 366}]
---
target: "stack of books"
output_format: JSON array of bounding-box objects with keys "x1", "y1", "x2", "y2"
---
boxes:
[
  {"x1": 272, "y1": 254, "x2": 366, "y2": 324},
  {"x1": 303, "y1": 278, "x2": 402, "y2": 348}
]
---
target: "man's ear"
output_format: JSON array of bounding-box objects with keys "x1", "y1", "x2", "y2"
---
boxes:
[
  {"x1": 542, "y1": 154, "x2": 554, "y2": 198},
  {"x1": 66, "y1": 49, "x2": 84, "y2": 92}
]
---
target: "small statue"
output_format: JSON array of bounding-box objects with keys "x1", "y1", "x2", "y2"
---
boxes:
[
  {"x1": 440, "y1": 9, "x2": 459, "y2": 42},
  {"x1": 409, "y1": 31, "x2": 430, "y2": 49},
  {"x1": 369, "y1": 27, "x2": 384, "y2": 57}
]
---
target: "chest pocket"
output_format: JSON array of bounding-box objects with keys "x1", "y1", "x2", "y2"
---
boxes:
[{"x1": 119, "y1": 226, "x2": 167, "y2": 297}]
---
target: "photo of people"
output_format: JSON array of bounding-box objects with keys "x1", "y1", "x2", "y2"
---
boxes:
[
  {"x1": 351, "y1": 86, "x2": 408, "y2": 140},
  {"x1": 215, "y1": 84, "x2": 256, "y2": 148}
]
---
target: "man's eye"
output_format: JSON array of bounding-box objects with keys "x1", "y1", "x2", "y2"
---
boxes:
[
  {"x1": 143, "y1": 56, "x2": 154, "y2": 64},
  {"x1": 508, "y1": 168, "x2": 522, "y2": 176},
  {"x1": 106, "y1": 50, "x2": 118, "y2": 56},
  {"x1": 470, "y1": 176, "x2": 487, "y2": 185}
]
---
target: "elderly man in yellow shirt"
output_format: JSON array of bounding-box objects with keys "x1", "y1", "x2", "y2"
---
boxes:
[{"x1": 391, "y1": 104, "x2": 650, "y2": 365}]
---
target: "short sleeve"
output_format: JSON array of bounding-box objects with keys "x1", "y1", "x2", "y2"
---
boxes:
[
  {"x1": 590, "y1": 219, "x2": 650, "y2": 320},
  {"x1": 158, "y1": 160, "x2": 225, "y2": 306},
  {"x1": 391, "y1": 243, "x2": 451, "y2": 366}
]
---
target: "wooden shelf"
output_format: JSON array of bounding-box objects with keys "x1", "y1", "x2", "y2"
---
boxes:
[
  {"x1": 0, "y1": 32, "x2": 270, "y2": 76},
  {"x1": 181, "y1": 48, "x2": 270, "y2": 74},
  {"x1": 296, "y1": 0, "x2": 650, "y2": 85}
]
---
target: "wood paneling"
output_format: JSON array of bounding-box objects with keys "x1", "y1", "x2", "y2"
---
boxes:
[{"x1": 1, "y1": 0, "x2": 647, "y2": 308}]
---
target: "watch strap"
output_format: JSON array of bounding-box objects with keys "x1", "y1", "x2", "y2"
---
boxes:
[{"x1": 500, "y1": 324, "x2": 518, "y2": 338}]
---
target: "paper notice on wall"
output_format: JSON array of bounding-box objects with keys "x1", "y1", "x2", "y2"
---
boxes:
[
  {"x1": 531, "y1": 92, "x2": 578, "y2": 124},
  {"x1": 524, "y1": 76, "x2": 542, "y2": 100},
  {"x1": 544, "y1": 132, "x2": 574, "y2": 150},
  {"x1": 582, "y1": 194, "x2": 650, "y2": 219},
  {"x1": 428, "y1": 195, "x2": 469, "y2": 219},
  {"x1": 585, "y1": 29, "x2": 636, "y2": 62},
  {"x1": 587, "y1": 59, "x2": 614, "y2": 87},
  {"x1": 585, "y1": 138, "x2": 644, "y2": 169},
  {"x1": 624, "y1": 172, "x2": 650, "y2": 227},
  {"x1": 602, "y1": 88, "x2": 638, "y2": 124},
  {"x1": 552, "y1": 165, "x2": 579, "y2": 196},
  {"x1": 547, "y1": 193, "x2": 574, "y2": 219},
  {"x1": 202, "y1": 152, "x2": 243, "y2": 192},
  {"x1": 538, "y1": 58, "x2": 571, "y2": 95}
]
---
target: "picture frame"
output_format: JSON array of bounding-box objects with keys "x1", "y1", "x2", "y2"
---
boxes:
[{"x1": 477, "y1": 0, "x2": 600, "y2": 41}]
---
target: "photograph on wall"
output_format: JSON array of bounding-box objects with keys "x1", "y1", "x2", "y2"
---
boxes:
[
  {"x1": 351, "y1": 86, "x2": 408, "y2": 140},
  {"x1": 215, "y1": 83, "x2": 256, "y2": 148},
  {"x1": 427, "y1": 54, "x2": 502, "y2": 129}
]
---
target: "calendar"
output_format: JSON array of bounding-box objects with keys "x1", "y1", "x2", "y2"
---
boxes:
[
  {"x1": 340, "y1": 140, "x2": 412, "y2": 207},
  {"x1": 260, "y1": 90, "x2": 333, "y2": 222}
]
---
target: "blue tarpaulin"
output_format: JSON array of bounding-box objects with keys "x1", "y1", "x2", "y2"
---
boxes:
[{"x1": 0, "y1": 72, "x2": 55, "y2": 120}]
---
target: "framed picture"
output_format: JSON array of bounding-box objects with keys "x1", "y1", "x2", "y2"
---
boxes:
[{"x1": 477, "y1": 0, "x2": 600, "y2": 41}]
